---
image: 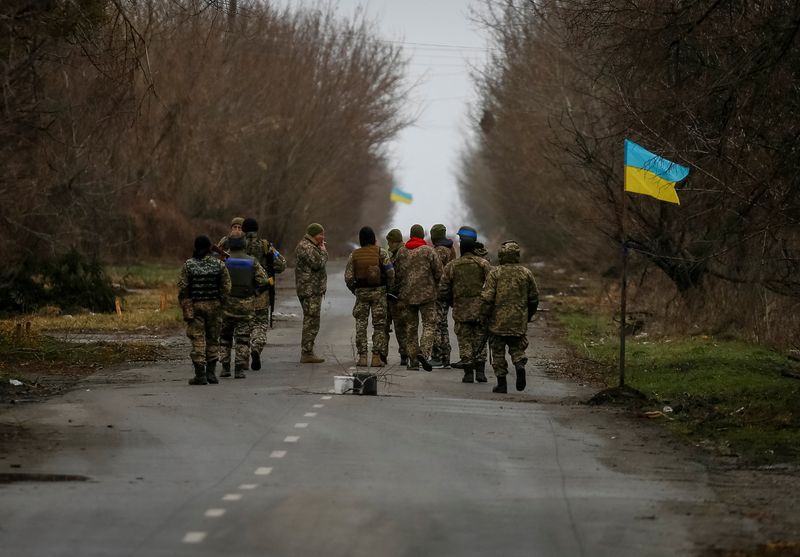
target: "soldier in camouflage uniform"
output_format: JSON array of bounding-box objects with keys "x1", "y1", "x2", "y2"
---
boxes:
[
  {"x1": 295, "y1": 223, "x2": 328, "y2": 363},
  {"x1": 384, "y1": 229, "x2": 408, "y2": 366},
  {"x1": 439, "y1": 226, "x2": 492, "y2": 383},
  {"x1": 394, "y1": 224, "x2": 443, "y2": 371},
  {"x1": 480, "y1": 241, "x2": 539, "y2": 393},
  {"x1": 217, "y1": 217, "x2": 244, "y2": 253},
  {"x1": 220, "y1": 233, "x2": 270, "y2": 379},
  {"x1": 242, "y1": 217, "x2": 287, "y2": 371},
  {"x1": 430, "y1": 224, "x2": 456, "y2": 368},
  {"x1": 177, "y1": 236, "x2": 232, "y2": 385},
  {"x1": 345, "y1": 226, "x2": 395, "y2": 367}
]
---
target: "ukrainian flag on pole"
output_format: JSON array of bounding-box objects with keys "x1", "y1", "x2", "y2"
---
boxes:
[
  {"x1": 624, "y1": 139, "x2": 689, "y2": 204},
  {"x1": 390, "y1": 186, "x2": 413, "y2": 205}
]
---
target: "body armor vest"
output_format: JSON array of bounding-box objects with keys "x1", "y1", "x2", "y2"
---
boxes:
[
  {"x1": 352, "y1": 245, "x2": 383, "y2": 288},
  {"x1": 187, "y1": 257, "x2": 223, "y2": 301},
  {"x1": 453, "y1": 257, "x2": 486, "y2": 299},
  {"x1": 226, "y1": 257, "x2": 256, "y2": 298}
]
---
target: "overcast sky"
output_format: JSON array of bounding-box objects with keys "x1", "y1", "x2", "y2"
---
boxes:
[{"x1": 286, "y1": 0, "x2": 489, "y2": 239}]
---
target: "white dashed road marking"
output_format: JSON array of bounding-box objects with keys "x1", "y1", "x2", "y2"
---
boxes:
[
  {"x1": 182, "y1": 532, "x2": 207, "y2": 544},
  {"x1": 222, "y1": 493, "x2": 243, "y2": 501},
  {"x1": 304, "y1": 412, "x2": 317, "y2": 417},
  {"x1": 270, "y1": 450, "x2": 287, "y2": 458},
  {"x1": 205, "y1": 509, "x2": 226, "y2": 518},
  {"x1": 239, "y1": 484, "x2": 258, "y2": 490},
  {"x1": 284, "y1": 436, "x2": 300, "y2": 443},
  {"x1": 295, "y1": 423, "x2": 309, "y2": 428},
  {"x1": 313, "y1": 404, "x2": 324, "y2": 408},
  {"x1": 321, "y1": 396, "x2": 332, "y2": 400},
  {"x1": 255, "y1": 467, "x2": 273, "y2": 475}
]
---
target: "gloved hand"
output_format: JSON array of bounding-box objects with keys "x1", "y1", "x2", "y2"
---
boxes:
[{"x1": 527, "y1": 301, "x2": 539, "y2": 322}]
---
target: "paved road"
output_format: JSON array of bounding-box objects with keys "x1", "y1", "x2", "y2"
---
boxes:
[{"x1": 0, "y1": 264, "x2": 753, "y2": 556}]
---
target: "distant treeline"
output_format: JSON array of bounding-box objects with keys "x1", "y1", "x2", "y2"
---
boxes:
[
  {"x1": 1, "y1": 0, "x2": 409, "y2": 265},
  {"x1": 462, "y1": 0, "x2": 800, "y2": 346}
]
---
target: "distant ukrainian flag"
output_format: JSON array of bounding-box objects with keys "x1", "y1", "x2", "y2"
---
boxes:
[
  {"x1": 390, "y1": 186, "x2": 413, "y2": 205},
  {"x1": 624, "y1": 139, "x2": 689, "y2": 204}
]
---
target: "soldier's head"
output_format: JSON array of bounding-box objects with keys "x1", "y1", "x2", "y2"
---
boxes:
[
  {"x1": 474, "y1": 241, "x2": 489, "y2": 259},
  {"x1": 358, "y1": 226, "x2": 376, "y2": 247},
  {"x1": 230, "y1": 217, "x2": 244, "y2": 234},
  {"x1": 410, "y1": 224, "x2": 425, "y2": 239},
  {"x1": 306, "y1": 223, "x2": 325, "y2": 244},
  {"x1": 498, "y1": 241, "x2": 521, "y2": 264},
  {"x1": 228, "y1": 231, "x2": 246, "y2": 252},
  {"x1": 386, "y1": 228, "x2": 403, "y2": 250},
  {"x1": 430, "y1": 224, "x2": 447, "y2": 243},
  {"x1": 457, "y1": 226, "x2": 478, "y2": 256},
  {"x1": 242, "y1": 218, "x2": 258, "y2": 235},
  {"x1": 193, "y1": 235, "x2": 212, "y2": 259}
]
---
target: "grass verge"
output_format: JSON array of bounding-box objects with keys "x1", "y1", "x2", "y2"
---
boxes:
[
  {"x1": 0, "y1": 322, "x2": 164, "y2": 403},
  {"x1": 558, "y1": 307, "x2": 800, "y2": 464}
]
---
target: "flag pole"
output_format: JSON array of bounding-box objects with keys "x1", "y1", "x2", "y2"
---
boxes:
[{"x1": 619, "y1": 178, "x2": 628, "y2": 388}]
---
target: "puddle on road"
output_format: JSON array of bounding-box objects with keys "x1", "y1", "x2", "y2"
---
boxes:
[{"x1": 0, "y1": 473, "x2": 90, "y2": 483}]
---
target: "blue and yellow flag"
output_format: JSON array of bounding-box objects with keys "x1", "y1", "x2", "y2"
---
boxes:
[
  {"x1": 624, "y1": 139, "x2": 689, "y2": 204},
  {"x1": 390, "y1": 187, "x2": 413, "y2": 205}
]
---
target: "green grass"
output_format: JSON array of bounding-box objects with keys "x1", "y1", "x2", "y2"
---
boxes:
[
  {"x1": 558, "y1": 309, "x2": 800, "y2": 463},
  {"x1": 107, "y1": 262, "x2": 181, "y2": 289}
]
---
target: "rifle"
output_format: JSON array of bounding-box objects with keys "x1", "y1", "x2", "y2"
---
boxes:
[
  {"x1": 266, "y1": 242, "x2": 276, "y2": 327},
  {"x1": 211, "y1": 244, "x2": 230, "y2": 260}
]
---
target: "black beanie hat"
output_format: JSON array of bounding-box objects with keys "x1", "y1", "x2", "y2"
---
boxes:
[
  {"x1": 242, "y1": 218, "x2": 258, "y2": 233},
  {"x1": 359, "y1": 226, "x2": 376, "y2": 247},
  {"x1": 193, "y1": 235, "x2": 212, "y2": 259},
  {"x1": 228, "y1": 233, "x2": 246, "y2": 251}
]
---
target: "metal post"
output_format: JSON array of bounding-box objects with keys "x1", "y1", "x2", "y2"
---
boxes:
[{"x1": 619, "y1": 185, "x2": 628, "y2": 387}]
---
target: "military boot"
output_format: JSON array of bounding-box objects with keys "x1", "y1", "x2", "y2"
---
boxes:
[
  {"x1": 206, "y1": 360, "x2": 219, "y2": 384},
  {"x1": 417, "y1": 354, "x2": 433, "y2": 372},
  {"x1": 356, "y1": 354, "x2": 368, "y2": 367},
  {"x1": 234, "y1": 364, "x2": 247, "y2": 379},
  {"x1": 370, "y1": 353, "x2": 384, "y2": 367},
  {"x1": 188, "y1": 362, "x2": 207, "y2": 385},
  {"x1": 514, "y1": 362, "x2": 527, "y2": 391},
  {"x1": 250, "y1": 350, "x2": 261, "y2": 371},
  {"x1": 492, "y1": 376, "x2": 508, "y2": 393},
  {"x1": 400, "y1": 355, "x2": 408, "y2": 366},
  {"x1": 451, "y1": 360, "x2": 465, "y2": 369},
  {"x1": 300, "y1": 352, "x2": 325, "y2": 364},
  {"x1": 474, "y1": 361, "x2": 487, "y2": 383},
  {"x1": 461, "y1": 364, "x2": 474, "y2": 383},
  {"x1": 440, "y1": 356, "x2": 451, "y2": 369},
  {"x1": 220, "y1": 361, "x2": 232, "y2": 378}
]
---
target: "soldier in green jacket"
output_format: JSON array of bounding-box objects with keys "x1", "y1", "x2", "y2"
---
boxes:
[
  {"x1": 177, "y1": 236, "x2": 232, "y2": 385},
  {"x1": 480, "y1": 241, "x2": 539, "y2": 393},
  {"x1": 242, "y1": 217, "x2": 286, "y2": 371},
  {"x1": 345, "y1": 226, "x2": 395, "y2": 367},
  {"x1": 384, "y1": 229, "x2": 408, "y2": 366},
  {"x1": 394, "y1": 224, "x2": 443, "y2": 371},
  {"x1": 295, "y1": 223, "x2": 328, "y2": 363},
  {"x1": 430, "y1": 223, "x2": 456, "y2": 368},
  {"x1": 439, "y1": 226, "x2": 492, "y2": 383},
  {"x1": 220, "y1": 233, "x2": 270, "y2": 379}
]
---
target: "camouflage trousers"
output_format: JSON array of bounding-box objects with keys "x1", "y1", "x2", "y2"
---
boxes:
[
  {"x1": 454, "y1": 321, "x2": 488, "y2": 365},
  {"x1": 186, "y1": 301, "x2": 222, "y2": 365},
  {"x1": 220, "y1": 314, "x2": 253, "y2": 368},
  {"x1": 431, "y1": 300, "x2": 451, "y2": 363},
  {"x1": 352, "y1": 287, "x2": 388, "y2": 356},
  {"x1": 299, "y1": 295, "x2": 323, "y2": 355},
  {"x1": 489, "y1": 334, "x2": 529, "y2": 377},
  {"x1": 404, "y1": 301, "x2": 437, "y2": 360},
  {"x1": 250, "y1": 307, "x2": 270, "y2": 353},
  {"x1": 386, "y1": 298, "x2": 407, "y2": 358}
]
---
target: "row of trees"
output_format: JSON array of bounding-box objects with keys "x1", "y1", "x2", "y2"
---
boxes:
[
  {"x1": 462, "y1": 0, "x2": 800, "y2": 345},
  {"x1": 1, "y1": 0, "x2": 408, "y2": 269}
]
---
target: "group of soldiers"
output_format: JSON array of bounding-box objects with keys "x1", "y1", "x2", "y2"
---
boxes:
[
  {"x1": 300, "y1": 223, "x2": 539, "y2": 394},
  {"x1": 178, "y1": 218, "x2": 539, "y2": 394},
  {"x1": 177, "y1": 217, "x2": 286, "y2": 385}
]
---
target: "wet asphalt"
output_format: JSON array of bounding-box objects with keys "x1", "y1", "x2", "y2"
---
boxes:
[{"x1": 0, "y1": 263, "x2": 755, "y2": 556}]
